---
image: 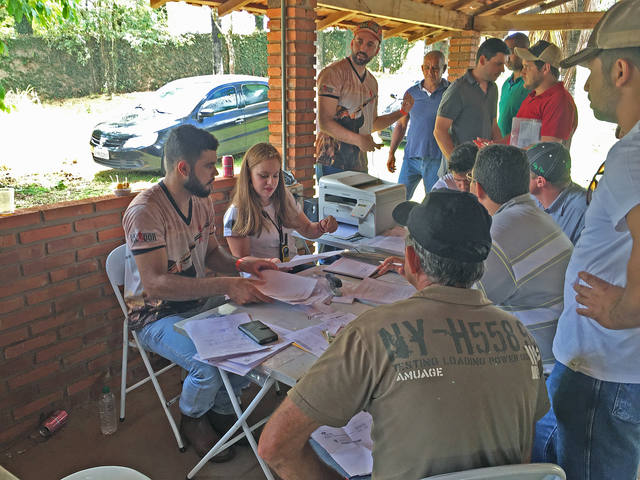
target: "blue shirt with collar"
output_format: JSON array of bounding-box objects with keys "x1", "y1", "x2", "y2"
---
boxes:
[
  {"x1": 403, "y1": 79, "x2": 449, "y2": 160},
  {"x1": 534, "y1": 182, "x2": 587, "y2": 245}
]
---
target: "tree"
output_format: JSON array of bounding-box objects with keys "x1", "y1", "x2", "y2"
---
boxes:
[
  {"x1": 0, "y1": 0, "x2": 78, "y2": 110},
  {"x1": 210, "y1": 7, "x2": 224, "y2": 75}
]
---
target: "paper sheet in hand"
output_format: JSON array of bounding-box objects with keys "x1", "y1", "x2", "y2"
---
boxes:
[
  {"x1": 311, "y1": 412, "x2": 373, "y2": 477},
  {"x1": 323, "y1": 257, "x2": 379, "y2": 279},
  {"x1": 278, "y1": 250, "x2": 347, "y2": 269},
  {"x1": 254, "y1": 270, "x2": 317, "y2": 302},
  {"x1": 352, "y1": 277, "x2": 416, "y2": 304},
  {"x1": 184, "y1": 313, "x2": 269, "y2": 360}
]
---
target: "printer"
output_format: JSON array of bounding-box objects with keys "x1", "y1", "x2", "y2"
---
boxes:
[{"x1": 318, "y1": 171, "x2": 406, "y2": 238}]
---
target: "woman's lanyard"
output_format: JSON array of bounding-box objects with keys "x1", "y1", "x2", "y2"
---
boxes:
[{"x1": 262, "y1": 210, "x2": 290, "y2": 262}]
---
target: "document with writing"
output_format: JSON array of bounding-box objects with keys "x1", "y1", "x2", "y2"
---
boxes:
[
  {"x1": 312, "y1": 411, "x2": 373, "y2": 477},
  {"x1": 254, "y1": 270, "x2": 318, "y2": 302},
  {"x1": 323, "y1": 257, "x2": 379, "y2": 279},
  {"x1": 184, "y1": 312, "x2": 268, "y2": 361}
]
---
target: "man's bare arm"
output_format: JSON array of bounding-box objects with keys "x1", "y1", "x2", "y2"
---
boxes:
[
  {"x1": 258, "y1": 397, "x2": 343, "y2": 480},
  {"x1": 491, "y1": 119, "x2": 503, "y2": 141},
  {"x1": 132, "y1": 247, "x2": 271, "y2": 304},
  {"x1": 434, "y1": 115, "x2": 455, "y2": 160},
  {"x1": 372, "y1": 91, "x2": 414, "y2": 132},
  {"x1": 575, "y1": 204, "x2": 640, "y2": 329},
  {"x1": 387, "y1": 115, "x2": 409, "y2": 173}
]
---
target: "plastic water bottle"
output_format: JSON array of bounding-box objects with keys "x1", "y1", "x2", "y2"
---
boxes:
[{"x1": 98, "y1": 386, "x2": 117, "y2": 435}]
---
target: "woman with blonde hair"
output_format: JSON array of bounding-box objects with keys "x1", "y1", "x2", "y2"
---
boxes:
[{"x1": 224, "y1": 143, "x2": 337, "y2": 261}]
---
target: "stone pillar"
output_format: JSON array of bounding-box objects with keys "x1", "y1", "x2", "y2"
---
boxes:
[
  {"x1": 266, "y1": 0, "x2": 317, "y2": 197},
  {"x1": 447, "y1": 31, "x2": 481, "y2": 81}
]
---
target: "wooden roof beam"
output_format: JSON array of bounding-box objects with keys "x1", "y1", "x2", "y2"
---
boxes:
[
  {"x1": 317, "y1": 0, "x2": 471, "y2": 30},
  {"x1": 217, "y1": 0, "x2": 253, "y2": 16},
  {"x1": 474, "y1": 11, "x2": 604, "y2": 31},
  {"x1": 425, "y1": 30, "x2": 455, "y2": 45},
  {"x1": 384, "y1": 24, "x2": 416, "y2": 38},
  {"x1": 475, "y1": 0, "x2": 538, "y2": 16},
  {"x1": 317, "y1": 10, "x2": 356, "y2": 29},
  {"x1": 407, "y1": 27, "x2": 439, "y2": 42}
]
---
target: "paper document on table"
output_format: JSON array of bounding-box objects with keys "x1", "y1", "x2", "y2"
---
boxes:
[
  {"x1": 362, "y1": 235, "x2": 405, "y2": 255},
  {"x1": 197, "y1": 324, "x2": 293, "y2": 376},
  {"x1": 278, "y1": 250, "x2": 347, "y2": 269},
  {"x1": 352, "y1": 277, "x2": 416, "y2": 305},
  {"x1": 312, "y1": 411, "x2": 373, "y2": 478},
  {"x1": 254, "y1": 270, "x2": 317, "y2": 302},
  {"x1": 184, "y1": 313, "x2": 268, "y2": 361},
  {"x1": 323, "y1": 257, "x2": 379, "y2": 279},
  {"x1": 331, "y1": 223, "x2": 359, "y2": 240},
  {"x1": 288, "y1": 312, "x2": 358, "y2": 356}
]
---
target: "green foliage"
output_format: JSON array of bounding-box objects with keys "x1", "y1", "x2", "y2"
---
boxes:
[
  {"x1": 0, "y1": 0, "x2": 78, "y2": 110},
  {"x1": 227, "y1": 32, "x2": 267, "y2": 76},
  {"x1": 317, "y1": 29, "x2": 410, "y2": 74}
]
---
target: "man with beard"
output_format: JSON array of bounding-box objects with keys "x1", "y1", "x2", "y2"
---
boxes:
[
  {"x1": 316, "y1": 21, "x2": 413, "y2": 177},
  {"x1": 434, "y1": 38, "x2": 509, "y2": 160},
  {"x1": 387, "y1": 50, "x2": 450, "y2": 198},
  {"x1": 498, "y1": 32, "x2": 530, "y2": 136},
  {"x1": 512, "y1": 40, "x2": 578, "y2": 146},
  {"x1": 531, "y1": 1, "x2": 640, "y2": 477},
  {"x1": 122, "y1": 125, "x2": 277, "y2": 462}
]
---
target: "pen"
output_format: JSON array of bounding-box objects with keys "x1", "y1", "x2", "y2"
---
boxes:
[{"x1": 292, "y1": 342, "x2": 313, "y2": 354}]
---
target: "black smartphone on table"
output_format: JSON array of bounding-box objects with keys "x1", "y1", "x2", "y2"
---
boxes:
[{"x1": 238, "y1": 320, "x2": 278, "y2": 345}]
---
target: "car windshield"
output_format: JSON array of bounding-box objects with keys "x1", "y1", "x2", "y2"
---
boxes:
[{"x1": 150, "y1": 80, "x2": 214, "y2": 116}]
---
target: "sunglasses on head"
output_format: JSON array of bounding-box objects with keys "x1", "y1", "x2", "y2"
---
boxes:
[{"x1": 586, "y1": 161, "x2": 605, "y2": 205}]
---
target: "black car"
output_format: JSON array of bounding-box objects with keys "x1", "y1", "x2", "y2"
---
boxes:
[{"x1": 90, "y1": 75, "x2": 269, "y2": 172}]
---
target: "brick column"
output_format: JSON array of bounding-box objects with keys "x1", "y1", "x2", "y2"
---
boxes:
[
  {"x1": 447, "y1": 31, "x2": 481, "y2": 81},
  {"x1": 266, "y1": 0, "x2": 317, "y2": 197}
]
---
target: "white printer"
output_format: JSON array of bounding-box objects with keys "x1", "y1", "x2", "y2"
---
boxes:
[{"x1": 318, "y1": 171, "x2": 406, "y2": 238}]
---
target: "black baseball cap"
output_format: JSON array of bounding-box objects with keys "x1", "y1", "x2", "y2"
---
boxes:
[
  {"x1": 527, "y1": 142, "x2": 571, "y2": 183},
  {"x1": 392, "y1": 190, "x2": 492, "y2": 263}
]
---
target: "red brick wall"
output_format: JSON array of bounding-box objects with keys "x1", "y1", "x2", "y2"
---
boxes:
[
  {"x1": 267, "y1": 0, "x2": 318, "y2": 197},
  {"x1": 0, "y1": 176, "x2": 236, "y2": 449},
  {"x1": 448, "y1": 31, "x2": 481, "y2": 81}
]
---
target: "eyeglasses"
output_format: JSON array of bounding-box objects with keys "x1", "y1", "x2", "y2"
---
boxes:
[
  {"x1": 465, "y1": 172, "x2": 478, "y2": 183},
  {"x1": 586, "y1": 161, "x2": 605, "y2": 205}
]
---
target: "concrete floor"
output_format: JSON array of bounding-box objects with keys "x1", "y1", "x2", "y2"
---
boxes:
[{"x1": 1, "y1": 368, "x2": 279, "y2": 480}]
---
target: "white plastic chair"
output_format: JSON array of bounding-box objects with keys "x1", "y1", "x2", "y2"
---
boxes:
[
  {"x1": 60, "y1": 466, "x2": 151, "y2": 480},
  {"x1": 106, "y1": 244, "x2": 184, "y2": 451},
  {"x1": 423, "y1": 463, "x2": 566, "y2": 480}
]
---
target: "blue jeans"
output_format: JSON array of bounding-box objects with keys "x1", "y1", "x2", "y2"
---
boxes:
[
  {"x1": 310, "y1": 438, "x2": 371, "y2": 480},
  {"x1": 136, "y1": 314, "x2": 249, "y2": 418},
  {"x1": 397, "y1": 156, "x2": 441, "y2": 200},
  {"x1": 532, "y1": 362, "x2": 640, "y2": 480},
  {"x1": 316, "y1": 163, "x2": 345, "y2": 181}
]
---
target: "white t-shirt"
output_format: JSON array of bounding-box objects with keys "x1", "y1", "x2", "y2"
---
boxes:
[
  {"x1": 553, "y1": 120, "x2": 640, "y2": 383},
  {"x1": 223, "y1": 189, "x2": 301, "y2": 260}
]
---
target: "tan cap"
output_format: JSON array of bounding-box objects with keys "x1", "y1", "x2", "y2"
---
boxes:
[
  {"x1": 514, "y1": 40, "x2": 563, "y2": 69},
  {"x1": 354, "y1": 20, "x2": 383, "y2": 43},
  {"x1": 561, "y1": 0, "x2": 640, "y2": 68}
]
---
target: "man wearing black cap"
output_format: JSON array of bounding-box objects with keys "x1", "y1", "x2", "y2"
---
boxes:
[
  {"x1": 258, "y1": 190, "x2": 549, "y2": 480},
  {"x1": 470, "y1": 144, "x2": 573, "y2": 371},
  {"x1": 531, "y1": 0, "x2": 640, "y2": 478},
  {"x1": 527, "y1": 142, "x2": 587, "y2": 244}
]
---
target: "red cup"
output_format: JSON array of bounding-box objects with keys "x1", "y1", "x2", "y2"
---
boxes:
[{"x1": 222, "y1": 155, "x2": 234, "y2": 178}]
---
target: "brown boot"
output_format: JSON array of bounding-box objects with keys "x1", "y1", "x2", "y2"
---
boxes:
[{"x1": 180, "y1": 414, "x2": 235, "y2": 463}]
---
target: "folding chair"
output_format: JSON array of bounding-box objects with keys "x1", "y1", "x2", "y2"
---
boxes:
[
  {"x1": 423, "y1": 463, "x2": 566, "y2": 480},
  {"x1": 106, "y1": 244, "x2": 185, "y2": 451}
]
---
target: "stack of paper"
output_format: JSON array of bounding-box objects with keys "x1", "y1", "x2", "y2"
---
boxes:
[
  {"x1": 311, "y1": 412, "x2": 374, "y2": 478},
  {"x1": 287, "y1": 312, "x2": 357, "y2": 357},
  {"x1": 336, "y1": 277, "x2": 416, "y2": 306},
  {"x1": 277, "y1": 250, "x2": 347, "y2": 269},
  {"x1": 184, "y1": 313, "x2": 293, "y2": 375},
  {"x1": 323, "y1": 257, "x2": 379, "y2": 279},
  {"x1": 255, "y1": 270, "x2": 318, "y2": 303}
]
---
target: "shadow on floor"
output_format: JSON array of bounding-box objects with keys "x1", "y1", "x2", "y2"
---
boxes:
[{"x1": 2, "y1": 369, "x2": 273, "y2": 480}]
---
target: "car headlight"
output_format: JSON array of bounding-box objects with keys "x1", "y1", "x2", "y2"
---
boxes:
[{"x1": 123, "y1": 132, "x2": 158, "y2": 149}]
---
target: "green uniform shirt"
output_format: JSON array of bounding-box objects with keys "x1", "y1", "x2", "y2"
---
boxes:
[{"x1": 498, "y1": 74, "x2": 529, "y2": 136}]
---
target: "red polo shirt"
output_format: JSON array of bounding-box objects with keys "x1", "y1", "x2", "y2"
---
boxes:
[{"x1": 516, "y1": 81, "x2": 577, "y2": 141}]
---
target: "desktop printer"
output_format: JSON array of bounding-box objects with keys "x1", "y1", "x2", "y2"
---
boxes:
[{"x1": 318, "y1": 171, "x2": 406, "y2": 238}]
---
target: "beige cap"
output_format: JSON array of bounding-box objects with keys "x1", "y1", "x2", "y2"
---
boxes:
[
  {"x1": 561, "y1": 0, "x2": 640, "y2": 67},
  {"x1": 514, "y1": 40, "x2": 563, "y2": 69}
]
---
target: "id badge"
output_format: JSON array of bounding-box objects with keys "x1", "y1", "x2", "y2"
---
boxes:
[{"x1": 280, "y1": 244, "x2": 290, "y2": 263}]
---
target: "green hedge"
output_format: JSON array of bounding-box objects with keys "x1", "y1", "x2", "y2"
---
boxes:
[{"x1": 0, "y1": 32, "x2": 267, "y2": 99}]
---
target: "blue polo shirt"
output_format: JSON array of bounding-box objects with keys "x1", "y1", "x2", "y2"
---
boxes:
[
  {"x1": 534, "y1": 182, "x2": 587, "y2": 245},
  {"x1": 403, "y1": 79, "x2": 449, "y2": 160}
]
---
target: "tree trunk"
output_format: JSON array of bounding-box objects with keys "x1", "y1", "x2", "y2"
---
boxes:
[{"x1": 210, "y1": 8, "x2": 224, "y2": 75}]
